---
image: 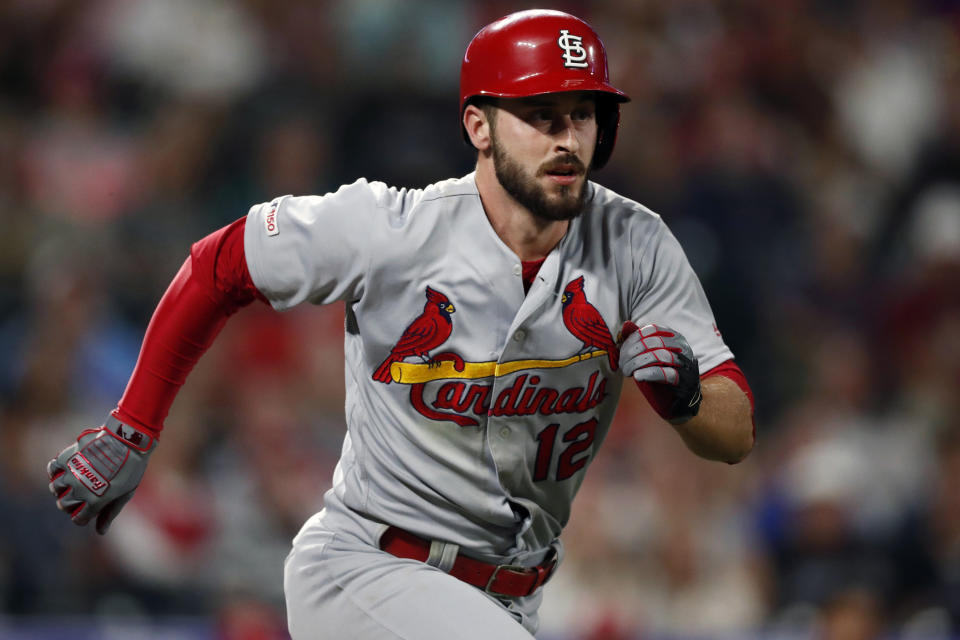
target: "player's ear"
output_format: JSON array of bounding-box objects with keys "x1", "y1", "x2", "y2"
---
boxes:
[{"x1": 463, "y1": 104, "x2": 492, "y2": 152}]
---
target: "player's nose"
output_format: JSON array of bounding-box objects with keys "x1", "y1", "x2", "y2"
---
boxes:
[{"x1": 552, "y1": 116, "x2": 581, "y2": 155}]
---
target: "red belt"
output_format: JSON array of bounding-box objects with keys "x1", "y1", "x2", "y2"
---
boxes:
[{"x1": 380, "y1": 526, "x2": 557, "y2": 598}]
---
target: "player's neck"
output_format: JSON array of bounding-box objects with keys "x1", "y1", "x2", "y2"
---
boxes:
[{"x1": 474, "y1": 163, "x2": 568, "y2": 262}]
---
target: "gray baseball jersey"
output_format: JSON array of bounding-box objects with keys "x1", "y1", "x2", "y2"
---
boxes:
[{"x1": 244, "y1": 173, "x2": 732, "y2": 558}]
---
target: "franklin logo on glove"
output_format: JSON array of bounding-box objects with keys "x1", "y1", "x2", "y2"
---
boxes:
[
  {"x1": 48, "y1": 416, "x2": 156, "y2": 534},
  {"x1": 66, "y1": 455, "x2": 109, "y2": 496}
]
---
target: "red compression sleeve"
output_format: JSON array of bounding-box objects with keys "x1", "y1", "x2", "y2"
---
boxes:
[
  {"x1": 113, "y1": 217, "x2": 267, "y2": 435},
  {"x1": 638, "y1": 359, "x2": 756, "y2": 421}
]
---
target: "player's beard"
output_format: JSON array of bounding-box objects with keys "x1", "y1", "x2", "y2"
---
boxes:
[{"x1": 491, "y1": 134, "x2": 590, "y2": 222}]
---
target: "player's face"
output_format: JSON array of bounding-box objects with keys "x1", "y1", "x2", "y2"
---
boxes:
[{"x1": 489, "y1": 92, "x2": 598, "y2": 222}]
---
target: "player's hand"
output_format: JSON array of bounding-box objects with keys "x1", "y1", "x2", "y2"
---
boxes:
[
  {"x1": 46, "y1": 416, "x2": 157, "y2": 534},
  {"x1": 619, "y1": 322, "x2": 702, "y2": 424}
]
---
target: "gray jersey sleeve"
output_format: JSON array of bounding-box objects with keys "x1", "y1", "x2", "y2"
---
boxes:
[
  {"x1": 244, "y1": 179, "x2": 410, "y2": 310},
  {"x1": 631, "y1": 217, "x2": 733, "y2": 372}
]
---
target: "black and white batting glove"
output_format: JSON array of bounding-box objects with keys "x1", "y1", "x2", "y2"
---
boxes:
[
  {"x1": 619, "y1": 322, "x2": 702, "y2": 424},
  {"x1": 47, "y1": 416, "x2": 157, "y2": 534}
]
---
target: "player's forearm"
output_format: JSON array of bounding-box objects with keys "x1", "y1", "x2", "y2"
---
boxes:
[
  {"x1": 115, "y1": 218, "x2": 264, "y2": 434},
  {"x1": 114, "y1": 256, "x2": 232, "y2": 433},
  {"x1": 672, "y1": 375, "x2": 754, "y2": 464}
]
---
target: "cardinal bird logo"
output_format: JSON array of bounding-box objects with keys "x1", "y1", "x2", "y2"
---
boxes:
[
  {"x1": 561, "y1": 276, "x2": 618, "y2": 370},
  {"x1": 372, "y1": 286, "x2": 455, "y2": 383}
]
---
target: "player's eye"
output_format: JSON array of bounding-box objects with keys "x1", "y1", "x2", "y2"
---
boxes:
[
  {"x1": 527, "y1": 109, "x2": 554, "y2": 123},
  {"x1": 572, "y1": 108, "x2": 594, "y2": 121}
]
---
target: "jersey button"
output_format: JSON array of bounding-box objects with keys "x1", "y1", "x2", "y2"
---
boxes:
[
  {"x1": 499, "y1": 426, "x2": 511, "y2": 438},
  {"x1": 513, "y1": 330, "x2": 525, "y2": 342},
  {"x1": 512, "y1": 264, "x2": 522, "y2": 276}
]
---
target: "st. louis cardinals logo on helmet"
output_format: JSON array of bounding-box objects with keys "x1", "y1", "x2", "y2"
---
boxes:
[
  {"x1": 557, "y1": 30, "x2": 588, "y2": 68},
  {"x1": 373, "y1": 277, "x2": 618, "y2": 428}
]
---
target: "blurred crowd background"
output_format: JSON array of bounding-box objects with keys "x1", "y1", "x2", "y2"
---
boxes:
[{"x1": 1, "y1": 0, "x2": 959, "y2": 638}]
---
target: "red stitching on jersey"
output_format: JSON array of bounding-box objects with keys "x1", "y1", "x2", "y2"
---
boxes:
[{"x1": 410, "y1": 383, "x2": 478, "y2": 427}]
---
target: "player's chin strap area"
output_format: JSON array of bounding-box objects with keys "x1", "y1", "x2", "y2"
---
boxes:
[{"x1": 380, "y1": 527, "x2": 558, "y2": 598}]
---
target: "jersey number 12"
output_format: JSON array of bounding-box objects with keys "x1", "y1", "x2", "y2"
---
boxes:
[{"x1": 533, "y1": 418, "x2": 598, "y2": 482}]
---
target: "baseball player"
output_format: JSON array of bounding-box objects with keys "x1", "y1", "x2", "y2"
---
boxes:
[{"x1": 47, "y1": 10, "x2": 755, "y2": 639}]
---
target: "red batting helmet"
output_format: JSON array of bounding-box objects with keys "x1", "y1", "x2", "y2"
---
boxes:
[{"x1": 460, "y1": 9, "x2": 630, "y2": 169}]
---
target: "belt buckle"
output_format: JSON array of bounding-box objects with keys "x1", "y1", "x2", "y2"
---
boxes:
[{"x1": 484, "y1": 564, "x2": 529, "y2": 596}]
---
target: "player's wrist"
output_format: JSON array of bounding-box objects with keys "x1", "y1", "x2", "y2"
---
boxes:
[
  {"x1": 667, "y1": 383, "x2": 702, "y2": 424},
  {"x1": 102, "y1": 415, "x2": 158, "y2": 454},
  {"x1": 666, "y1": 354, "x2": 702, "y2": 424},
  {"x1": 110, "y1": 408, "x2": 160, "y2": 440}
]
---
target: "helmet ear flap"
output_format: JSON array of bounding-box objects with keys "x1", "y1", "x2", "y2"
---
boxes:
[{"x1": 592, "y1": 95, "x2": 621, "y2": 170}]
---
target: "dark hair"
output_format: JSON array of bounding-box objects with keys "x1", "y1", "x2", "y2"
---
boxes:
[{"x1": 466, "y1": 96, "x2": 499, "y2": 123}]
